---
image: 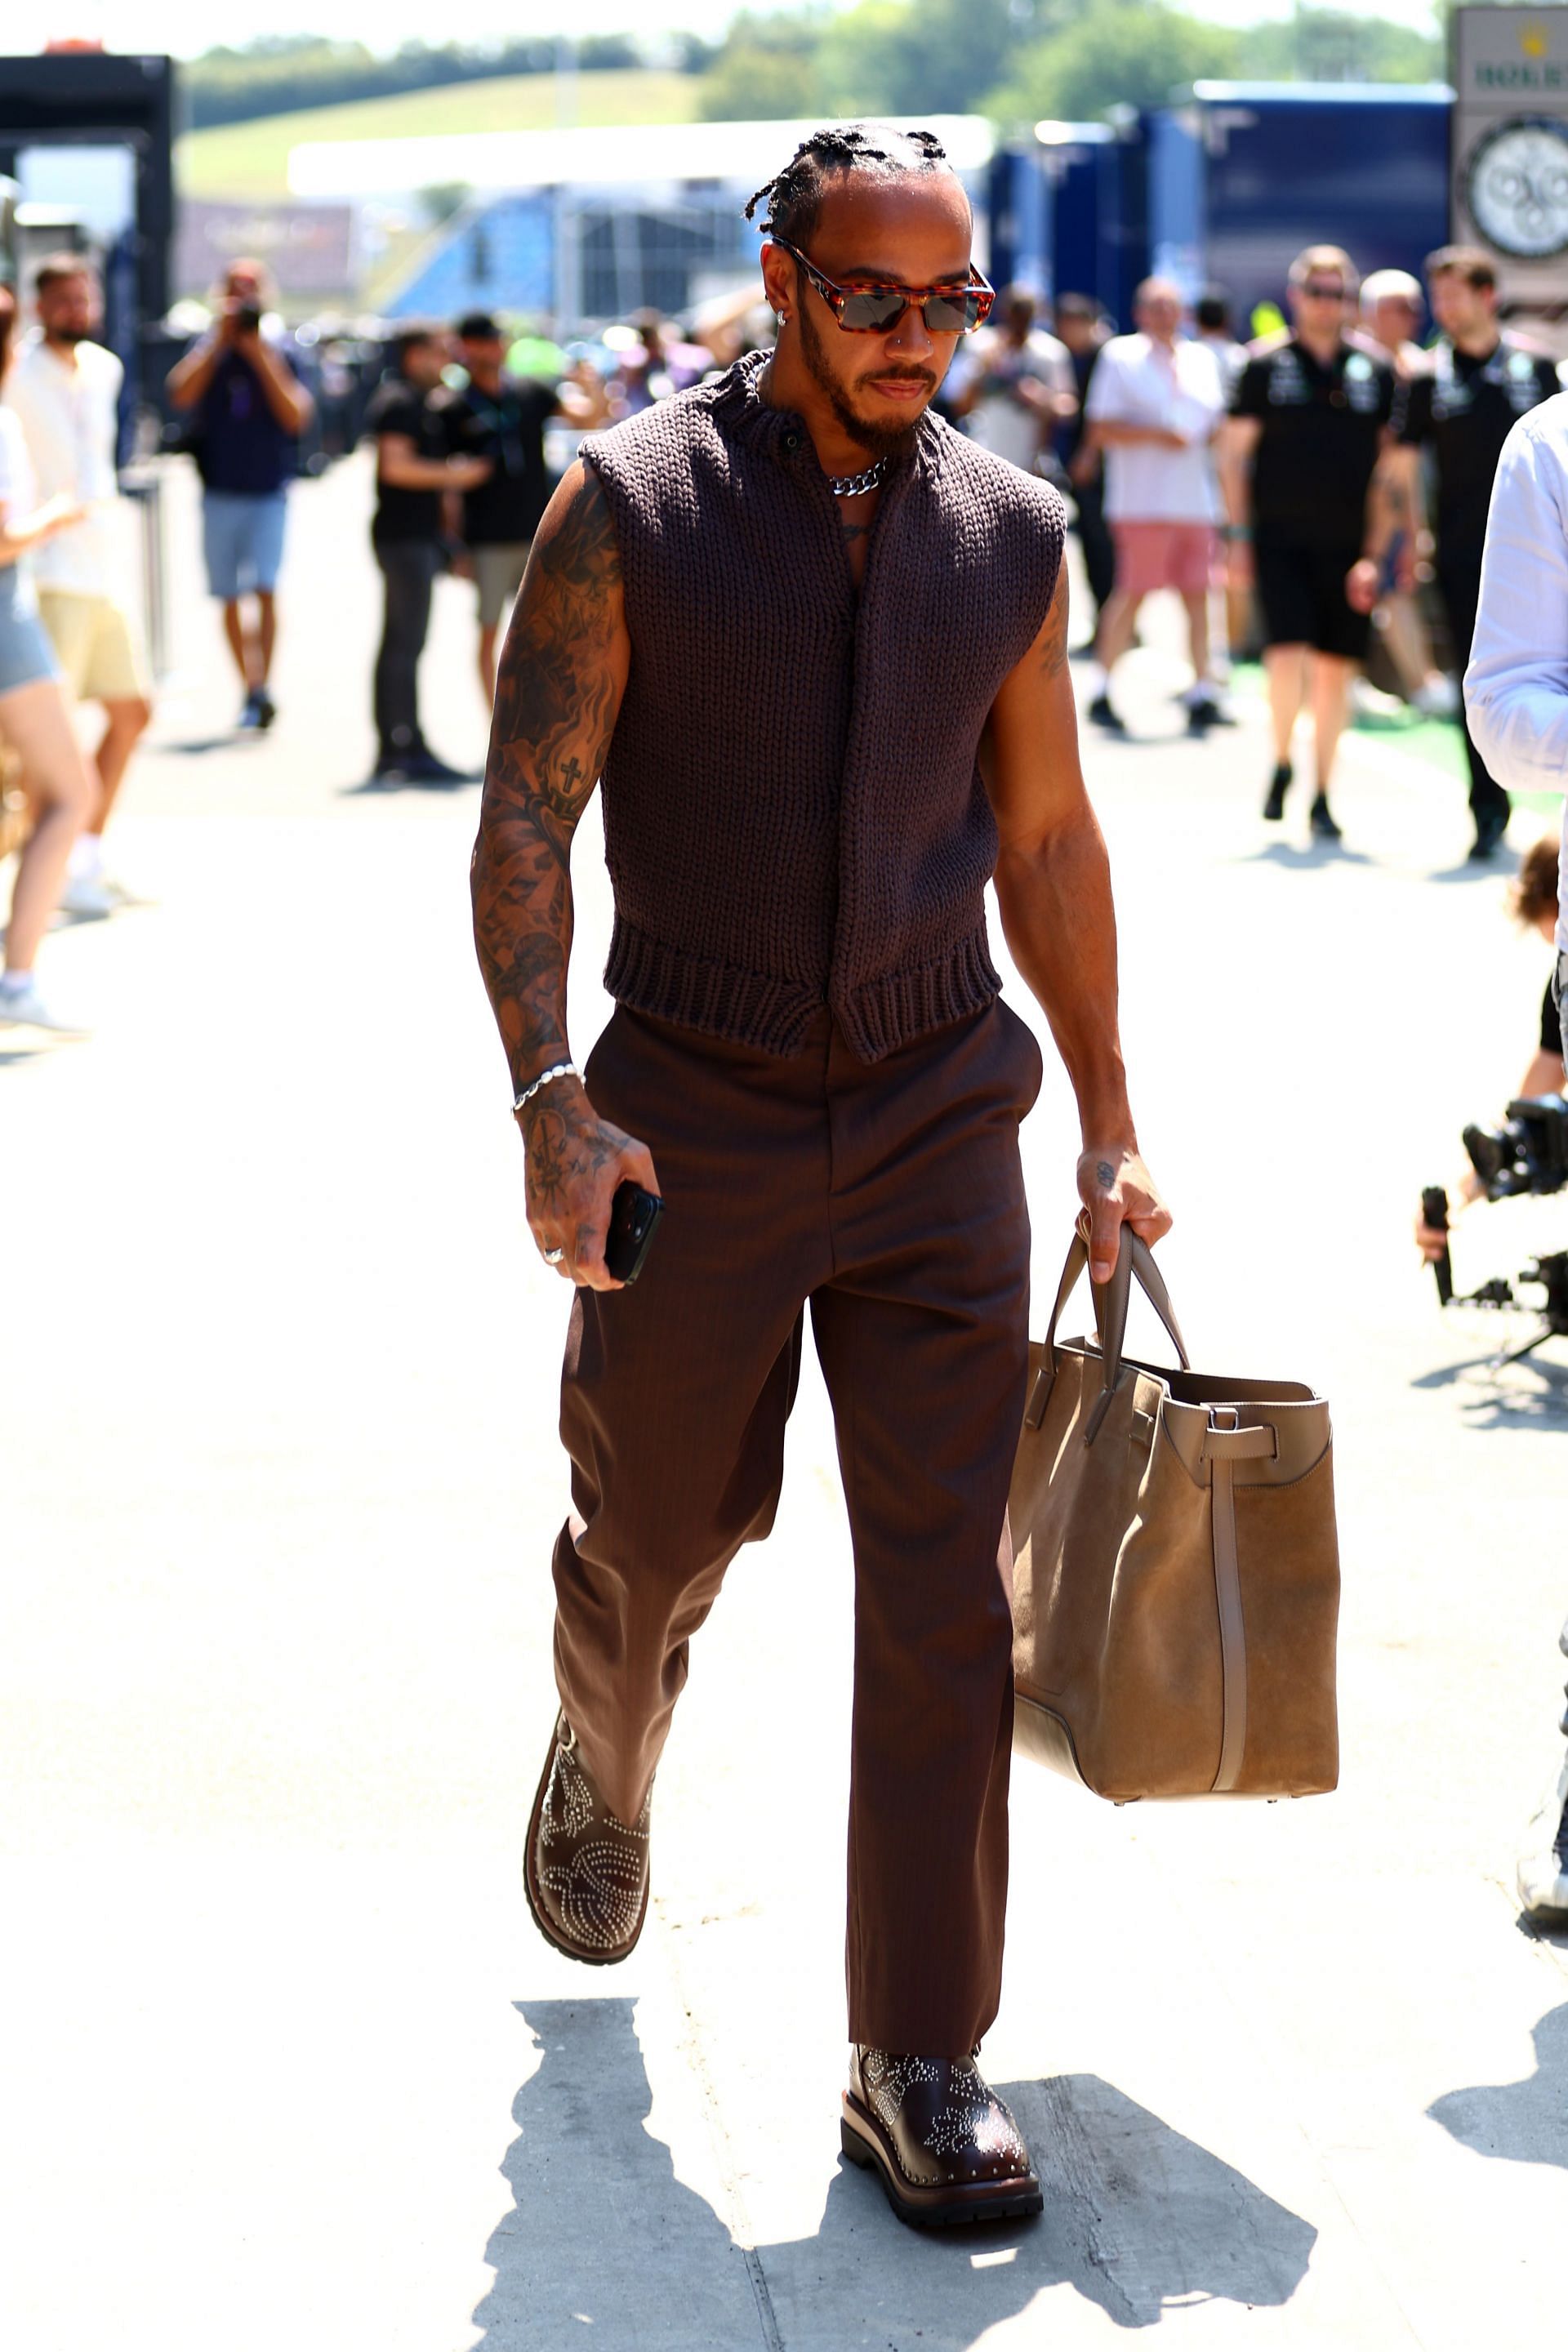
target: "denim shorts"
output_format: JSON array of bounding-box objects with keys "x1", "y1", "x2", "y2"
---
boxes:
[
  {"x1": 202, "y1": 488, "x2": 289, "y2": 601},
  {"x1": 0, "y1": 561, "x2": 64, "y2": 696}
]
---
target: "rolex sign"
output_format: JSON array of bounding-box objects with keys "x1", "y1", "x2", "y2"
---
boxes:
[{"x1": 1454, "y1": 8, "x2": 1568, "y2": 302}]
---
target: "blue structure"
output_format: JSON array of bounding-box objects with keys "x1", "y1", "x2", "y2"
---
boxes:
[
  {"x1": 385, "y1": 194, "x2": 555, "y2": 318},
  {"x1": 993, "y1": 82, "x2": 1453, "y2": 333},
  {"x1": 1147, "y1": 83, "x2": 1453, "y2": 324}
]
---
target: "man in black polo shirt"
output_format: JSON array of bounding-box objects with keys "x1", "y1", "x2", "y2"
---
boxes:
[
  {"x1": 363, "y1": 325, "x2": 491, "y2": 782},
  {"x1": 1356, "y1": 247, "x2": 1560, "y2": 859},
  {"x1": 441, "y1": 314, "x2": 606, "y2": 703},
  {"x1": 1221, "y1": 246, "x2": 1395, "y2": 840}
]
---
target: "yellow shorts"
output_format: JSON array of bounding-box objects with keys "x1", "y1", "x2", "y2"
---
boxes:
[{"x1": 36, "y1": 590, "x2": 151, "y2": 705}]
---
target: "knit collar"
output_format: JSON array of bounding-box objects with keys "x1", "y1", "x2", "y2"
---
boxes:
[{"x1": 708, "y1": 348, "x2": 941, "y2": 485}]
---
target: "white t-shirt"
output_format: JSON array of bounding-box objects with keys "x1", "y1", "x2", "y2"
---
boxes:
[
  {"x1": 1463, "y1": 392, "x2": 1568, "y2": 954},
  {"x1": 953, "y1": 327, "x2": 1073, "y2": 474},
  {"x1": 1085, "y1": 332, "x2": 1225, "y2": 523},
  {"x1": 0, "y1": 404, "x2": 38, "y2": 519},
  {"x1": 6, "y1": 333, "x2": 122, "y2": 596}
]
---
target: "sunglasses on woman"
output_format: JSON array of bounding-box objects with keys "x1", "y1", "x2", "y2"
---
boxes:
[{"x1": 771, "y1": 237, "x2": 996, "y2": 335}]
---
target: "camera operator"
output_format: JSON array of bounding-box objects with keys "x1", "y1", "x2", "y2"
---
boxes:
[
  {"x1": 1415, "y1": 836, "x2": 1565, "y2": 1263},
  {"x1": 167, "y1": 261, "x2": 314, "y2": 733}
]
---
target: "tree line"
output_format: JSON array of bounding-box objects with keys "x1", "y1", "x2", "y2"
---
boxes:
[{"x1": 185, "y1": 10, "x2": 1444, "y2": 137}]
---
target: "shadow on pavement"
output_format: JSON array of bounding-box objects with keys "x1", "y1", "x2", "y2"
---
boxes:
[
  {"x1": 1410, "y1": 1352, "x2": 1568, "y2": 1430},
  {"x1": 1428, "y1": 2001, "x2": 1568, "y2": 2170},
  {"x1": 471, "y1": 2006, "x2": 1317, "y2": 2348},
  {"x1": 1234, "y1": 840, "x2": 1377, "y2": 872},
  {"x1": 340, "y1": 773, "x2": 479, "y2": 797}
]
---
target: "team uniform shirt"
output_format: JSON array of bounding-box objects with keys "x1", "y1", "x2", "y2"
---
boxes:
[
  {"x1": 363, "y1": 374, "x2": 452, "y2": 542},
  {"x1": 5, "y1": 333, "x2": 123, "y2": 595},
  {"x1": 1229, "y1": 337, "x2": 1396, "y2": 550},
  {"x1": 951, "y1": 328, "x2": 1074, "y2": 474},
  {"x1": 1085, "y1": 333, "x2": 1225, "y2": 521},
  {"x1": 439, "y1": 376, "x2": 557, "y2": 546},
  {"x1": 1395, "y1": 336, "x2": 1561, "y2": 551},
  {"x1": 193, "y1": 341, "x2": 299, "y2": 496}
]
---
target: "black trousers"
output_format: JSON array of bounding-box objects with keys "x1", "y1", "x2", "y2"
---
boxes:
[
  {"x1": 1071, "y1": 472, "x2": 1117, "y2": 622},
  {"x1": 1436, "y1": 544, "x2": 1510, "y2": 834},
  {"x1": 552, "y1": 999, "x2": 1043, "y2": 2053},
  {"x1": 372, "y1": 537, "x2": 442, "y2": 760}
]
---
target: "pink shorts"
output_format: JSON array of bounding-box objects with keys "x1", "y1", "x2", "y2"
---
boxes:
[{"x1": 1111, "y1": 519, "x2": 1216, "y2": 599}]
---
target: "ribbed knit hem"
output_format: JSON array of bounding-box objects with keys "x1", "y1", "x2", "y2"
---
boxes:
[
  {"x1": 604, "y1": 918, "x2": 826, "y2": 1056},
  {"x1": 835, "y1": 929, "x2": 1003, "y2": 1063},
  {"x1": 604, "y1": 917, "x2": 1002, "y2": 1063}
]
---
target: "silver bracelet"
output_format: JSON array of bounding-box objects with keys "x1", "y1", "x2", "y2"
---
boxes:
[{"x1": 513, "y1": 1062, "x2": 580, "y2": 1116}]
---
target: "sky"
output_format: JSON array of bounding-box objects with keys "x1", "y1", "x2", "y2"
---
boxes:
[{"x1": 51, "y1": 0, "x2": 1446, "y2": 61}]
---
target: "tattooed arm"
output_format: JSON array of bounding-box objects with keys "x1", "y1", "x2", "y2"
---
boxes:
[
  {"x1": 471, "y1": 459, "x2": 658, "y2": 1290},
  {"x1": 981, "y1": 559, "x2": 1170, "y2": 1281}
]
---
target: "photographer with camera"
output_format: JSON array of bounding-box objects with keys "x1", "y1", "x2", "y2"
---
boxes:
[
  {"x1": 1415, "y1": 837, "x2": 1566, "y2": 1267},
  {"x1": 167, "y1": 260, "x2": 314, "y2": 733}
]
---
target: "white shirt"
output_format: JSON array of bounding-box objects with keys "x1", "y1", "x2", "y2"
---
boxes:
[
  {"x1": 1465, "y1": 392, "x2": 1568, "y2": 954},
  {"x1": 0, "y1": 404, "x2": 38, "y2": 519},
  {"x1": 5, "y1": 333, "x2": 122, "y2": 595},
  {"x1": 952, "y1": 327, "x2": 1073, "y2": 474},
  {"x1": 1085, "y1": 332, "x2": 1225, "y2": 523}
]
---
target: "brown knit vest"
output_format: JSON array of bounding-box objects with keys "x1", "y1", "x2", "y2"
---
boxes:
[{"x1": 582, "y1": 352, "x2": 1065, "y2": 1061}]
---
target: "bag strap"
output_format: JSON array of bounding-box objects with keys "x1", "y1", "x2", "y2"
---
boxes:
[{"x1": 1027, "y1": 1216, "x2": 1189, "y2": 1432}]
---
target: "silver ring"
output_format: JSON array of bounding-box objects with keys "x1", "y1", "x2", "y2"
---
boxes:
[{"x1": 543, "y1": 1246, "x2": 565, "y2": 1265}]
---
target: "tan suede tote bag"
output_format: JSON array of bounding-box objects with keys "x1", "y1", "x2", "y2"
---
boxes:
[{"x1": 1009, "y1": 1219, "x2": 1339, "y2": 1802}]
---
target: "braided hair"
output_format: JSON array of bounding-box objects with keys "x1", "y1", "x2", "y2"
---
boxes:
[{"x1": 745, "y1": 123, "x2": 954, "y2": 247}]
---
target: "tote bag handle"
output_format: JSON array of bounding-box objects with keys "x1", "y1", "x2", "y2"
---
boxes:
[{"x1": 1028, "y1": 1216, "x2": 1189, "y2": 1432}]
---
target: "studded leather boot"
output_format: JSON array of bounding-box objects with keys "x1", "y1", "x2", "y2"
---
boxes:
[
  {"x1": 524, "y1": 1715, "x2": 651, "y2": 1964},
  {"x1": 841, "y1": 2045, "x2": 1043, "y2": 2227}
]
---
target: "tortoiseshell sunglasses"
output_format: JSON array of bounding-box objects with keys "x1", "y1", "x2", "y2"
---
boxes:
[{"x1": 771, "y1": 237, "x2": 996, "y2": 334}]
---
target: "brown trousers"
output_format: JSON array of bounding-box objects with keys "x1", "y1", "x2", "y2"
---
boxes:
[{"x1": 552, "y1": 997, "x2": 1042, "y2": 2054}]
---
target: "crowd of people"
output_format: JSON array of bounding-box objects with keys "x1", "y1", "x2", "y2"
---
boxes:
[{"x1": 0, "y1": 235, "x2": 1562, "y2": 1036}]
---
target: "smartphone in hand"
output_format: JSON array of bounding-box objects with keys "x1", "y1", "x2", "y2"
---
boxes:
[{"x1": 604, "y1": 1181, "x2": 664, "y2": 1285}]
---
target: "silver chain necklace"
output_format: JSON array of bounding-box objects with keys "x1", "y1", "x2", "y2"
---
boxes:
[{"x1": 826, "y1": 457, "x2": 889, "y2": 499}]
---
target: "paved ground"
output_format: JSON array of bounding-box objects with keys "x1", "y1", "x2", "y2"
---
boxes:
[{"x1": 3, "y1": 452, "x2": 1567, "y2": 2352}]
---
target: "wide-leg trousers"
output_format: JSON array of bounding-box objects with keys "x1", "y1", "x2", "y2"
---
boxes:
[{"x1": 551, "y1": 996, "x2": 1044, "y2": 2055}]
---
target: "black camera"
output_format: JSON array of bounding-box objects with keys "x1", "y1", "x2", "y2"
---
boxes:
[
  {"x1": 1463, "y1": 1094, "x2": 1568, "y2": 1200},
  {"x1": 1422, "y1": 1094, "x2": 1568, "y2": 1365},
  {"x1": 234, "y1": 303, "x2": 262, "y2": 336}
]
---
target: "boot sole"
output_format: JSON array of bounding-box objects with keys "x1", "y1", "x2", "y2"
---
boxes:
[
  {"x1": 522, "y1": 1731, "x2": 649, "y2": 1967},
  {"x1": 840, "y1": 2098, "x2": 1043, "y2": 2229}
]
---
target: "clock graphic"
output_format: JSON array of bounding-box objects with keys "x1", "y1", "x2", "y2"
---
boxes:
[{"x1": 1464, "y1": 114, "x2": 1568, "y2": 260}]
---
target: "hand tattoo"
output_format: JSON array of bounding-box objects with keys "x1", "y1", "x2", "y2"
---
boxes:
[
  {"x1": 1096, "y1": 1160, "x2": 1116, "y2": 1188},
  {"x1": 470, "y1": 461, "x2": 626, "y2": 1092}
]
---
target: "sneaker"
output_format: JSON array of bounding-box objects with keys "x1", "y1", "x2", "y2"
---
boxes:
[
  {"x1": 1412, "y1": 674, "x2": 1460, "y2": 719},
  {"x1": 253, "y1": 687, "x2": 277, "y2": 731},
  {"x1": 1517, "y1": 1757, "x2": 1568, "y2": 1925},
  {"x1": 1262, "y1": 762, "x2": 1292, "y2": 822},
  {"x1": 1186, "y1": 693, "x2": 1236, "y2": 733},
  {"x1": 1088, "y1": 693, "x2": 1126, "y2": 734},
  {"x1": 57, "y1": 871, "x2": 115, "y2": 920},
  {"x1": 238, "y1": 688, "x2": 263, "y2": 732},
  {"x1": 1468, "y1": 809, "x2": 1510, "y2": 861},
  {"x1": 402, "y1": 750, "x2": 471, "y2": 784},
  {"x1": 0, "y1": 977, "x2": 88, "y2": 1034},
  {"x1": 1309, "y1": 794, "x2": 1343, "y2": 842}
]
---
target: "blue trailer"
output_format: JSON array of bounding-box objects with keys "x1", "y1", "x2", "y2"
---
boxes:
[
  {"x1": 1145, "y1": 82, "x2": 1453, "y2": 327},
  {"x1": 992, "y1": 82, "x2": 1454, "y2": 333}
]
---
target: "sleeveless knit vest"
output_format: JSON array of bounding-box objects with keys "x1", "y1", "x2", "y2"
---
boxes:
[{"x1": 582, "y1": 351, "x2": 1065, "y2": 1062}]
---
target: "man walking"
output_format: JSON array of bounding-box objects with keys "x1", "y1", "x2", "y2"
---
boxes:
[
  {"x1": 166, "y1": 258, "x2": 313, "y2": 732},
  {"x1": 1083, "y1": 278, "x2": 1228, "y2": 733},
  {"x1": 1054, "y1": 293, "x2": 1116, "y2": 641},
  {"x1": 471, "y1": 123, "x2": 1168, "y2": 2230},
  {"x1": 1221, "y1": 246, "x2": 1395, "y2": 840},
  {"x1": 7, "y1": 254, "x2": 151, "y2": 915},
  {"x1": 441, "y1": 313, "x2": 604, "y2": 701},
  {"x1": 1359, "y1": 247, "x2": 1559, "y2": 858},
  {"x1": 363, "y1": 325, "x2": 491, "y2": 782}
]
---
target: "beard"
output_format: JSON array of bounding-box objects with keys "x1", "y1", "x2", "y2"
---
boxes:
[
  {"x1": 47, "y1": 326, "x2": 87, "y2": 346},
  {"x1": 797, "y1": 301, "x2": 933, "y2": 462}
]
